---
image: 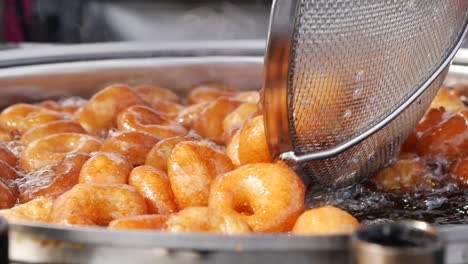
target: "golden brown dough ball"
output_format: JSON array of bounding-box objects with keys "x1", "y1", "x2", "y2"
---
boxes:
[
  {"x1": 74, "y1": 84, "x2": 147, "y2": 137},
  {"x1": 209, "y1": 162, "x2": 305, "y2": 233},
  {"x1": 238, "y1": 115, "x2": 272, "y2": 165},
  {"x1": 187, "y1": 83, "x2": 238, "y2": 105},
  {"x1": 49, "y1": 183, "x2": 147, "y2": 226},
  {"x1": 163, "y1": 206, "x2": 251, "y2": 234},
  {"x1": 129, "y1": 165, "x2": 178, "y2": 215},
  {"x1": 17, "y1": 153, "x2": 91, "y2": 203},
  {"x1": 193, "y1": 97, "x2": 243, "y2": 144},
  {"x1": 145, "y1": 136, "x2": 194, "y2": 172},
  {"x1": 109, "y1": 214, "x2": 169, "y2": 230},
  {"x1": 79, "y1": 152, "x2": 132, "y2": 184},
  {"x1": 0, "y1": 197, "x2": 54, "y2": 223},
  {"x1": 374, "y1": 158, "x2": 429, "y2": 192},
  {"x1": 168, "y1": 141, "x2": 233, "y2": 209},
  {"x1": 292, "y1": 206, "x2": 359, "y2": 235},
  {"x1": 0, "y1": 180, "x2": 15, "y2": 209},
  {"x1": 100, "y1": 131, "x2": 160, "y2": 166}
]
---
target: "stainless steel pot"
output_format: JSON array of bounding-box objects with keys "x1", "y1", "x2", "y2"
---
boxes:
[{"x1": 0, "y1": 43, "x2": 467, "y2": 264}]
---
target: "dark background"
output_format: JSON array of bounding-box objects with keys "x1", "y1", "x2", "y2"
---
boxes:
[
  {"x1": 0, "y1": 0, "x2": 466, "y2": 47},
  {"x1": 1, "y1": 0, "x2": 272, "y2": 44}
]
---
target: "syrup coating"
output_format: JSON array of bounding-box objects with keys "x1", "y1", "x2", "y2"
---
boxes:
[
  {"x1": 129, "y1": 165, "x2": 178, "y2": 214},
  {"x1": 79, "y1": 152, "x2": 132, "y2": 184},
  {"x1": 145, "y1": 136, "x2": 193, "y2": 172},
  {"x1": 74, "y1": 84, "x2": 146, "y2": 137},
  {"x1": 0, "y1": 180, "x2": 15, "y2": 209},
  {"x1": 117, "y1": 105, "x2": 187, "y2": 139},
  {"x1": 193, "y1": 97, "x2": 243, "y2": 144},
  {"x1": 0, "y1": 197, "x2": 54, "y2": 222},
  {"x1": 209, "y1": 163, "x2": 305, "y2": 233},
  {"x1": 163, "y1": 206, "x2": 251, "y2": 234},
  {"x1": 0, "y1": 103, "x2": 65, "y2": 134},
  {"x1": 17, "y1": 153, "x2": 91, "y2": 203},
  {"x1": 20, "y1": 133, "x2": 101, "y2": 172},
  {"x1": 134, "y1": 85, "x2": 181, "y2": 104},
  {"x1": 417, "y1": 112, "x2": 468, "y2": 159},
  {"x1": 176, "y1": 102, "x2": 210, "y2": 129},
  {"x1": 0, "y1": 160, "x2": 20, "y2": 187},
  {"x1": 100, "y1": 131, "x2": 160, "y2": 166},
  {"x1": 21, "y1": 120, "x2": 85, "y2": 145},
  {"x1": 0, "y1": 143, "x2": 17, "y2": 167},
  {"x1": 222, "y1": 102, "x2": 258, "y2": 141},
  {"x1": 238, "y1": 115, "x2": 272, "y2": 165},
  {"x1": 168, "y1": 141, "x2": 233, "y2": 208},
  {"x1": 49, "y1": 183, "x2": 147, "y2": 226},
  {"x1": 187, "y1": 83, "x2": 238, "y2": 105},
  {"x1": 430, "y1": 86, "x2": 465, "y2": 112}
]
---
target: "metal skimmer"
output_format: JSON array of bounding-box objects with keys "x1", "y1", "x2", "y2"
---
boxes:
[{"x1": 263, "y1": 0, "x2": 468, "y2": 188}]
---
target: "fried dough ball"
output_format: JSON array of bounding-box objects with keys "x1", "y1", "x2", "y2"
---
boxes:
[
  {"x1": 416, "y1": 108, "x2": 446, "y2": 134},
  {"x1": 20, "y1": 112, "x2": 65, "y2": 134},
  {"x1": 458, "y1": 108, "x2": 468, "y2": 121},
  {"x1": 0, "y1": 128, "x2": 11, "y2": 142},
  {"x1": 49, "y1": 183, "x2": 147, "y2": 226},
  {"x1": 450, "y1": 157, "x2": 468, "y2": 187},
  {"x1": 176, "y1": 102, "x2": 210, "y2": 129},
  {"x1": 39, "y1": 97, "x2": 87, "y2": 115},
  {"x1": 20, "y1": 133, "x2": 101, "y2": 172},
  {"x1": 416, "y1": 112, "x2": 468, "y2": 159},
  {"x1": 0, "y1": 143, "x2": 17, "y2": 167},
  {"x1": 17, "y1": 153, "x2": 90, "y2": 203},
  {"x1": 0, "y1": 160, "x2": 20, "y2": 186},
  {"x1": 0, "y1": 180, "x2": 15, "y2": 209},
  {"x1": 238, "y1": 115, "x2": 272, "y2": 165},
  {"x1": 150, "y1": 101, "x2": 185, "y2": 120},
  {"x1": 101, "y1": 131, "x2": 160, "y2": 166},
  {"x1": 222, "y1": 102, "x2": 258, "y2": 140},
  {"x1": 145, "y1": 136, "x2": 193, "y2": 172},
  {"x1": 79, "y1": 152, "x2": 132, "y2": 184},
  {"x1": 109, "y1": 214, "x2": 169, "y2": 230},
  {"x1": 74, "y1": 84, "x2": 146, "y2": 137},
  {"x1": 193, "y1": 97, "x2": 243, "y2": 144},
  {"x1": 187, "y1": 83, "x2": 238, "y2": 105},
  {"x1": 21, "y1": 120, "x2": 85, "y2": 145},
  {"x1": 430, "y1": 86, "x2": 465, "y2": 112},
  {"x1": 129, "y1": 165, "x2": 178, "y2": 214},
  {"x1": 117, "y1": 105, "x2": 187, "y2": 139},
  {"x1": 38, "y1": 101, "x2": 69, "y2": 114},
  {"x1": 209, "y1": 163, "x2": 305, "y2": 233},
  {"x1": 163, "y1": 206, "x2": 251, "y2": 234},
  {"x1": 233, "y1": 91, "x2": 260, "y2": 103},
  {"x1": 5, "y1": 140, "x2": 25, "y2": 158},
  {"x1": 134, "y1": 85, "x2": 181, "y2": 104},
  {"x1": 0, "y1": 197, "x2": 53, "y2": 222},
  {"x1": 0, "y1": 103, "x2": 65, "y2": 134},
  {"x1": 292, "y1": 206, "x2": 359, "y2": 235},
  {"x1": 374, "y1": 158, "x2": 429, "y2": 192},
  {"x1": 225, "y1": 129, "x2": 241, "y2": 167},
  {"x1": 401, "y1": 108, "x2": 445, "y2": 154},
  {"x1": 168, "y1": 141, "x2": 233, "y2": 209}
]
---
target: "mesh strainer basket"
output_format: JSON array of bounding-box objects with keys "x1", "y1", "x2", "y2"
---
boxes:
[{"x1": 263, "y1": 0, "x2": 468, "y2": 188}]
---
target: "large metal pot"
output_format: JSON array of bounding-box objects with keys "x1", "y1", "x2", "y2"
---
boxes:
[{"x1": 0, "y1": 42, "x2": 467, "y2": 264}]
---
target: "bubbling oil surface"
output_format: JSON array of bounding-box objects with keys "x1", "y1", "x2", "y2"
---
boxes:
[
  {"x1": 307, "y1": 180, "x2": 468, "y2": 225},
  {"x1": 306, "y1": 86, "x2": 468, "y2": 226}
]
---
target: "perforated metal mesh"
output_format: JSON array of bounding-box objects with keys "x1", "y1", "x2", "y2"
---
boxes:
[
  {"x1": 304, "y1": 69, "x2": 446, "y2": 188},
  {"x1": 286, "y1": 0, "x2": 468, "y2": 186}
]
